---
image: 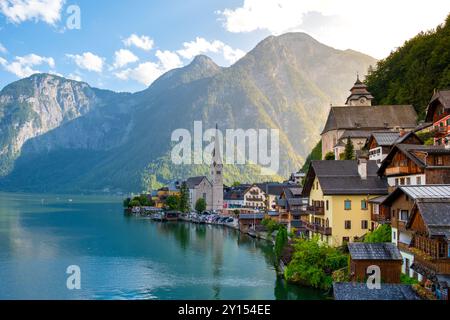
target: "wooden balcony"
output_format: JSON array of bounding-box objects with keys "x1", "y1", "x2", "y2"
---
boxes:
[
  {"x1": 413, "y1": 254, "x2": 450, "y2": 275},
  {"x1": 385, "y1": 166, "x2": 411, "y2": 176},
  {"x1": 305, "y1": 205, "x2": 325, "y2": 216},
  {"x1": 305, "y1": 222, "x2": 332, "y2": 236}
]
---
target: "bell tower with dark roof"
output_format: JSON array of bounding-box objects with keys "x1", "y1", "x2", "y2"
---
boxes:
[{"x1": 345, "y1": 74, "x2": 374, "y2": 107}]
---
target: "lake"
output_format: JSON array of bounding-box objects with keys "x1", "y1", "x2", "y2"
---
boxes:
[{"x1": 0, "y1": 193, "x2": 325, "y2": 300}]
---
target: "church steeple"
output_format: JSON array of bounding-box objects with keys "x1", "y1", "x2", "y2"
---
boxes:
[
  {"x1": 345, "y1": 74, "x2": 374, "y2": 106},
  {"x1": 210, "y1": 123, "x2": 223, "y2": 212}
]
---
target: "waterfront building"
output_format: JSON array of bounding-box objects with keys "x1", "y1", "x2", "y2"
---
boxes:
[
  {"x1": 302, "y1": 158, "x2": 388, "y2": 247},
  {"x1": 275, "y1": 187, "x2": 308, "y2": 230},
  {"x1": 186, "y1": 176, "x2": 213, "y2": 211}
]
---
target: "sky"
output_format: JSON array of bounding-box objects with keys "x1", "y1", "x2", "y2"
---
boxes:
[{"x1": 0, "y1": 0, "x2": 450, "y2": 93}]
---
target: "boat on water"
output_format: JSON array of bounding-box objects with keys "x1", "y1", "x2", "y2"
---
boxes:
[
  {"x1": 152, "y1": 213, "x2": 164, "y2": 221},
  {"x1": 165, "y1": 211, "x2": 180, "y2": 222}
]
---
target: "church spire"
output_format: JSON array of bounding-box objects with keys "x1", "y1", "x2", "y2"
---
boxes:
[
  {"x1": 345, "y1": 75, "x2": 374, "y2": 106},
  {"x1": 210, "y1": 123, "x2": 223, "y2": 212}
]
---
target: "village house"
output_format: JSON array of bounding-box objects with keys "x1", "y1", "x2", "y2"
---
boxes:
[
  {"x1": 321, "y1": 77, "x2": 418, "y2": 159},
  {"x1": 407, "y1": 199, "x2": 450, "y2": 300},
  {"x1": 258, "y1": 182, "x2": 290, "y2": 211},
  {"x1": 151, "y1": 182, "x2": 181, "y2": 208},
  {"x1": 425, "y1": 90, "x2": 450, "y2": 148},
  {"x1": 379, "y1": 185, "x2": 450, "y2": 283},
  {"x1": 223, "y1": 185, "x2": 248, "y2": 210},
  {"x1": 302, "y1": 158, "x2": 388, "y2": 247},
  {"x1": 378, "y1": 144, "x2": 450, "y2": 190},
  {"x1": 244, "y1": 184, "x2": 267, "y2": 210},
  {"x1": 275, "y1": 187, "x2": 308, "y2": 230},
  {"x1": 348, "y1": 243, "x2": 403, "y2": 284},
  {"x1": 366, "y1": 131, "x2": 423, "y2": 166}
]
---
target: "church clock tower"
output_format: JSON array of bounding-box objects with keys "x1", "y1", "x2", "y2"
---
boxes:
[{"x1": 211, "y1": 124, "x2": 224, "y2": 212}]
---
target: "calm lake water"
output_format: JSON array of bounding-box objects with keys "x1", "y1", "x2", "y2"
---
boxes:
[{"x1": 0, "y1": 193, "x2": 325, "y2": 300}]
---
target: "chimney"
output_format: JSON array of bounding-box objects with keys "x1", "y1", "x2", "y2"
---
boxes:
[{"x1": 358, "y1": 156, "x2": 368, "y2": 180}]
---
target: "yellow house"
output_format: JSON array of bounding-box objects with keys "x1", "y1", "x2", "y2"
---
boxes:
[
  {"x1": 302, "y1": 159, "x2": 389, "y2": 247},
  {"x1": 152, "y1": 187, "x2": 181, "y2": 209}
]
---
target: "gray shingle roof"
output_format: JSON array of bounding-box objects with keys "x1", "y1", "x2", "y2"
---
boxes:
[
  {"x1": 322, "y1": 105, "x2": 418, "y2": 135},
  {"x1": 239, "y1": 214, "x2": 265, "y2": 220},
  {"x1": 372, "y1": 131, "x2": 402, "y2": 146},
  {"x1": 399, "y1": 185, "x2": 450, "y2": 199},
  {"x1": 333, "y1": 283, "x2": 421, "y2": 300},
  {"x1": 415, "y1": 199, "x2": 450, "y2": 239},
  {"x1": 186, "y1": 176, "x2": 209, "y2": 188},
  {"x1": 305, "y1": 160, "x2": 388, "y2": 196},
  {"x1": 426, "y1": 90, "x2": 450, "y2": 122},
  {"x1": 348, "y1": 243, "x2": 403, "y2": 261}
]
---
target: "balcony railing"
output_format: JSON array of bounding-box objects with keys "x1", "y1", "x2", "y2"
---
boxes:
[
  {"x1": 413, "y1": 254, "x2": 450, "y2": 275},
  {"x1": 385, "y1": 166, "x2": 410, "y2": 176},
  {"x1": 305, "y1": 222, "x2": 332, "y2": 236},
  {"x1": 305, "y1": 205, "x2": 325, "y2": 216}
]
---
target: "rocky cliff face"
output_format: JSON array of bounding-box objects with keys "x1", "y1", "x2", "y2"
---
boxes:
[
  {"x1": 0, "y1": 74, "x2": 121, "y2": 175},
  {"x1": 0, "y1": 33, "x2": 377, "y2": 193}
]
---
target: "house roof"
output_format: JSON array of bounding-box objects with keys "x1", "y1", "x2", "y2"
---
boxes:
[
  {"x1": 348, "y1": 243, "x2": 403, "y2": 261},
  {"x1": 238, "y1": 213, "x2": 265, "y2": 220},
  {"x1": 186, "y1": 176, "x2": 210, "y2": 189},
  {"x1": 378, "y1": 144, "x2": 450, "y2": 175},
  {"x1": 322, "y1": 105, "x2": 418, "y2": 135},
  {"x1": 333, "y1": 283, "x2": 420, "y2": 301},
  {"x1": 382, "y1": 185, "x2": 450, "y2": 207},
  {"x1": 411, "y1": 199, "x2": 450, "y2": 239},
  {"x1": 425, "y1": 90, "x2": 450, "y2": 122},
  {"x1": 303, "y1": 160, "x2": 388, "y2": 196},
  {"x1": 257, "y1": 183, "x2": 291, "y2": 196},
  {"x1": 371, "y1": 131, "x2": 402, "y2": 146}
]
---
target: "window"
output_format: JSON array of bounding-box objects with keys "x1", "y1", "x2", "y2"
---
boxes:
[
  {"x1": 342, "y1": 237, "x2": 350, "y2": 244},
  {"x1": 434, "y1": 156, "x2": 444, "y2": 166},
  {"x1": 393, "y1": 231, "x2": 397, "y2": 240},
  {"x1": 361, "y1": 220, "x2": 368, "y2": 230},
  {"x1": 361, "y1": 200, "x2": 368, "y2": 210},
  {"x1": 400, "y1": 210, "x2": 409, "y2": 222},
  {"x1": 344, "y1": 200, "x2": 352, "y2": 210},
  {"x1": 326, "y1": 200, "x2": 329, "y2": 211},
  {"x1": 395, "y1": 178, "x2": 399, "y2": 186},
  {"x1": 416, "y1": 176, "x2": 422, "y2": 185},
  {"x1": 400, "y1": 178, "x2": 405, "y2": 185},
  {"x1": 406, "y1": 177, "x2": 411, "y2": 185},
  {"x1": 345, "y1": 221, "x2": 352, "y2": 229}
]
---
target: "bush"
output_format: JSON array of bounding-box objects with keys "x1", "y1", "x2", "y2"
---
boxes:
[
  {"x1": 195, "y1": 198, "x2": 207, "y2": 213},
  {"x1": 364, "y1": 224, "x2": 392, "y2": 243},
  {"x1": 261, "y1": 218, "x2": 281, "y2": 233},
  {"x1": 285, "y1": 237, "x2": 348, "y2": 290},
  {"x1": 275, "y1": 226, "x2": 288, "y2": 259}
]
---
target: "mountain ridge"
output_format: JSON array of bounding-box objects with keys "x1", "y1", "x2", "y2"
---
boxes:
[{"x1": 0, "y1": 32, "x2": 377, "y2": 193}]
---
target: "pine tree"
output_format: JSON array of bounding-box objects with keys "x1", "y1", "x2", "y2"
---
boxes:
[
  {"x1": 343, "y1": 138, "x2": 355, "y2": 160},
  {"x1": 178, "y1": 182, "x2": 190, "y2": 213}
]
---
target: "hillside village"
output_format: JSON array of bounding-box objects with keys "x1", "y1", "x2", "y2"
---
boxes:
[{"x1": 124, "y1": 79, "x2": 450, "y2": 301}]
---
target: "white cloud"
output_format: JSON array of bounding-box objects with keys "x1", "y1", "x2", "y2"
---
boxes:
[
  {"x1": 218, "y1": 0, "x2": 450, "y2": 58},
  {"x1": 115, "y1": 61, "x2": 162, "y2": 86},
  {"x1": 123, "y1": 34, "x2": 154, "y2": 51},
  {"x1": 0, "y1": 43, "x2": 7, "y2": 54},
  {"x1": 112, "y1": 49, "x2": 138, "y2": 69},
  {"x1": 66, "y1": 52, "x2": 104, "y2": 73},
  {"x1": 177, "y1": 37, "x2": 245, "y2": 64},
  {"x1": 0, "y1": 0, "x2": 64, "y2": 25},
  {"x1": 68, "y1": 73, "x2": 82, "y2": 81},
  {"x1": 0, "y1": 53, "x2": 55, "y2": 78},
  {"x1": 155, "y1": 50, "x2": 182, "y2": 71}
]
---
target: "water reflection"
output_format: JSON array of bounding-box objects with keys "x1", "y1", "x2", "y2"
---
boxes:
[{"x1": 0, "y1": 193, "x2": 325, "y2": 300}]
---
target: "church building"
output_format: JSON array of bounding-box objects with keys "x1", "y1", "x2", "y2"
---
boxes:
[{"x1": 321, "y1": 77, "x2": 418, "y2": 159}]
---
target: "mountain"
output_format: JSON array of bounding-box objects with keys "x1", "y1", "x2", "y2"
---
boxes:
[
  {"x1": 0, "y1": 33, "x2": 376, "y2": 194},
  {"x1": 366, "y1": 14, "x2": 450, "y2": 119}
]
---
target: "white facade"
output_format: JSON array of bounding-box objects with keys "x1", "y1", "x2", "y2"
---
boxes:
[
  {"x1": 244, "y1": 185, "x2": 267, "y2": 209},
  {"x1": 387, "y1": 174, "x2": 426, "y2": 188}
]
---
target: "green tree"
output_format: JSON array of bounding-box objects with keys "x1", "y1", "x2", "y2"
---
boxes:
[
  {"x1": 275, "y1": 226, "x2": 288, "y2": 259},
  {"x1": 195, "y1": 198, "x2": 207, "y2": 213},
  {"x1": 364, "y1": 224, "x2": 392, "y2": 243},
  {"x1": 123, "y1": 198, "x2": 131, "y2": 208},
  {"x1": 178, "y1": 182, "x2": 190, "y2": 213},
  {"x1": 301, "y1": 140, "x2": 322, "y2": 172},
  {"x1": 343, "y1": 138, "x2": 355, "y2": 160},
  {"x1": 137, "y1": 194, "x2": 154, "y2": 207},
  {"x1": 366, "y1": 14, "x2": 450, "y2": 119},
  {"x1": 129, "y1": 199, "x2": 141, "y2": 207},
  {"x1": 324, "y1": 152, "x2": 335, "y2": 160},
  {"x1": 232, "y1": 181, "x2": 241, "y2": 187},
  {"x1": 285, "y1": 237, "x2": 348, "y2": 290},
  {"x1": 166, "y1": 195, "x2": 180, "y2": 210}
]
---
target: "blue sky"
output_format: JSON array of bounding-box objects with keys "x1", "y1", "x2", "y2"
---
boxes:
[{"x1": 1, "y1": 0, "x2": 450, "y2": 92}]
